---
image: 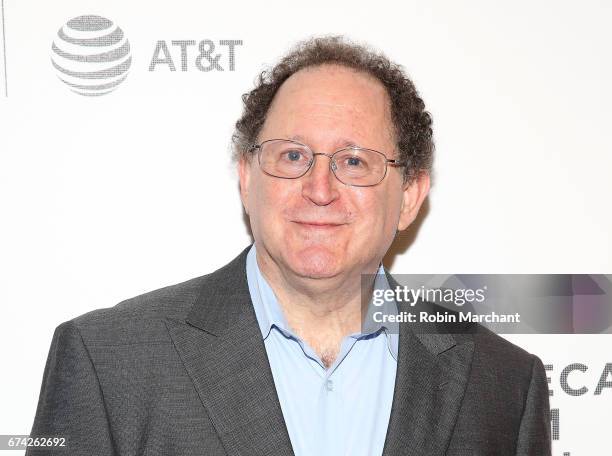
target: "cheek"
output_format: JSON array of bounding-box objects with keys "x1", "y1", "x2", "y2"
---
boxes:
[
  {"x1": 350, "y1": 188, "x2": 395, "y2": 226},
  {"x1": 249, "y1": 174, "x2": 294, "y2": 221}
]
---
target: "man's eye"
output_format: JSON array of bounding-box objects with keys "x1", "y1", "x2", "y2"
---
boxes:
[
  {"x1": 283, "y1": 150, "x2": 304, "y2": 161},
  {"x1": 346, "y1": 157, "x2": 363, "y2": 167}
]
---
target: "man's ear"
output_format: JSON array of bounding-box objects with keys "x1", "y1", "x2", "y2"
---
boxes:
[
  {"x1": 397, "y1": 172, "x2": 430, "y2": 231},
  {"x1": 238, "y1": 157, "x2": 252, "y2": 215}
]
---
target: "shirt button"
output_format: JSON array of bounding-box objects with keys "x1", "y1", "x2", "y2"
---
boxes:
[{"x1": 326, "y1": 379, "x2": 333, "y2": 392}]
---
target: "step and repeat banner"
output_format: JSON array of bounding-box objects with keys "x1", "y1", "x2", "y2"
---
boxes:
[{"x1": 1, "y1": 1, "x2": 610, "y2": 455}]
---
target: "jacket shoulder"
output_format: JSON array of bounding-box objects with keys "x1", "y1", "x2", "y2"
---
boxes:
[
  {"x1": 66, "y1": 274, "x2": 209, "y2": 345},
  {"x1": 59, "y1": 247, "x2": 251, "y2": 346},
  {"x1": 471, "y1": 324, "x2": 536, "y2": 365},
  {"x1": 467, "y1": 324, "x2": 544, "y2": 393}
]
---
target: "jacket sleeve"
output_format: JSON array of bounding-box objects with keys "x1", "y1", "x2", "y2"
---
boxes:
[
  {"x1": 514, "y1": 355, "x2": 552, "y2": 456},
  {"x1": 27, "y1": 321, "x2": 116, "y2": 456}
]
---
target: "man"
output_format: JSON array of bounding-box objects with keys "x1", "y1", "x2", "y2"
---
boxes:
[{"x1": 28, "y1": 36, "x2": 551, "y2": 455}]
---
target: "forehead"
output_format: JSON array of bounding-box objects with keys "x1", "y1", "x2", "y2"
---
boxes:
[{"x1": 262, "y1": 64, "x2": 394, "y2": 147}]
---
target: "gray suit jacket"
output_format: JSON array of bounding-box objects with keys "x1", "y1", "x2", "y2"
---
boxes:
[{"x1": 28, "y1": 246, "x2": 551, "y2": 455}]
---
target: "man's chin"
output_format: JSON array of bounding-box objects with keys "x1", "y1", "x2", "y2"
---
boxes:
[{"x1": 285, "y1": 249, "x2": 343, "y2": 280}]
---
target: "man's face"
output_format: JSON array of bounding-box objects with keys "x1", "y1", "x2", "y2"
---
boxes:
[{"x1": 239, "y1": 64, "x2": 429, "y2": 280}]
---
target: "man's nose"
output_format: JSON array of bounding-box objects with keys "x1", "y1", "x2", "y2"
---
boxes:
[{"x1": 301, "y1": 154, "x2": 340, "y2": 206}]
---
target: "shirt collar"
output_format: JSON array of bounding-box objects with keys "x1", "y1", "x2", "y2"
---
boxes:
[
  {"x1": 245, "y1": 244, "x2": 398, "y2": 360},
  {"x1": 246, "y1": 245, "x2": 291, "y2": 339}
]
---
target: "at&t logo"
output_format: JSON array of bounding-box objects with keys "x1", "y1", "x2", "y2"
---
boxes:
[{"x1": 51, "y1": 15, "x2": 131, "y2": 96}]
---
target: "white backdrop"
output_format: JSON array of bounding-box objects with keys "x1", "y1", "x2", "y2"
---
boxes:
[{"x1": 1, "y1": 1, "x2": 610, "y2": 455}]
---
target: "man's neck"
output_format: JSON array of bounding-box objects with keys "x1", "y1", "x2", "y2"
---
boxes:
[{"x1": 255, "y1": 248, "x2": 379, "y2": 368}]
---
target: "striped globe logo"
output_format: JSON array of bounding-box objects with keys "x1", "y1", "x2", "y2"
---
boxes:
[{"x1": 51, "y1": 15, "x2": 131, "y2": 96}]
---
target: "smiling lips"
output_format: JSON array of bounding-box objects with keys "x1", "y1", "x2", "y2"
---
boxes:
[{"x1": 292, "y1": 220, "x2": 346, "y2": 228}]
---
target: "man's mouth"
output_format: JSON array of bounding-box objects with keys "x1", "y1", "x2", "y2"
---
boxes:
[{"x1": 291, "y1": 220, "x2": 346, "y2": 228}]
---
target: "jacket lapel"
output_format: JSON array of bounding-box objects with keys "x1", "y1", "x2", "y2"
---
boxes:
[
  {"x1": 165, "y1": 247, "x2": 294, "y2": 456},
  {"x1": 382, "y1": 298, "x2": 475, "y2": 456}
]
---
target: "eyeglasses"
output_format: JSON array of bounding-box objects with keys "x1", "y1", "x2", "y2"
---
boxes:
[{"x1": 248, "y1": 139, "x2": 406, "y2": 187}]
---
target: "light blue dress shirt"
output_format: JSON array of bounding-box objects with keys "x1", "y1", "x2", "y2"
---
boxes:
[{"x1": 246, "y1": 245, "x2": 398, "y2": 456}]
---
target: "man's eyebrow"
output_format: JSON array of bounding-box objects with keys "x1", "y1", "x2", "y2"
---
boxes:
[{"x1": 288, "y1": 135, "x2": 362, "y2": 149}]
